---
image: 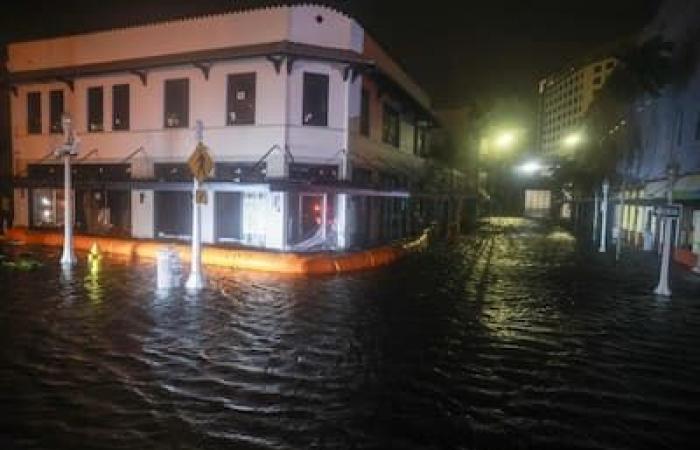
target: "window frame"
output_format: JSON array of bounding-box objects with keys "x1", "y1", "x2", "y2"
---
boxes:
[
  {"x1": 163, "y1": 78, "x2": 190, "y2": 129},
  {"x1": 87, "y1": 86, "x2": 104, "y2": 132},
  {"x1": 49, "y1": 89, "x2": 64, "y2": 134},
  {"x1": 302, "y1": 72, "x2": 329, "y2": 127},
  {"x1": 112, "y1": 83, "x2": 130, "y2": 131},
  {"x1": 382, "y1": 103, "x2": 400, "y2": 148},
  {"x1": 26, "y1": 91, "x2": 42, "y2": 135},
  {"x1": 414, "y1": 124, "x2": 428, "y2": 157},
  {"x1": 226, "y1": 72, "x2": 257, "y2": 126}
]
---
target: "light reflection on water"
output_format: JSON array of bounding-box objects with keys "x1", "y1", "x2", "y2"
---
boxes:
[{"x1": 1, "y1": 218, "x2": 700, "y2": 449}]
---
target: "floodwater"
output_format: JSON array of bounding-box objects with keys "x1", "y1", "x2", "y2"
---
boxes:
[{"x1": 1, "y1": 218, "x2": 699, "y2": 449}]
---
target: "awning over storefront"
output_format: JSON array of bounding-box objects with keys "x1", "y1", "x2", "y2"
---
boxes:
[
  {"x1": 673, "y1": 174, "x2": 700, "y2": 201},
  {"x1": 643, "y1": 174, "x2": 700, "y2": 202},
  {"x1": 644, "y1": 180, "x2": 668, "y2": 200}
]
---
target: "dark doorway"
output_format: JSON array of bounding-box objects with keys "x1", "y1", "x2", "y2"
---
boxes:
[
  {"x1": 215, "y1": 192, "x2": 243, "y2": 243},
  {"x1": 154, "y1": 191, "x2": 191, "y2": 239}
]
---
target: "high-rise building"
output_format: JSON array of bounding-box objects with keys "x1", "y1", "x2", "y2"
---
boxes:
[{"x1": 537, "y1": 57, "x2": 617, "y2": 155}]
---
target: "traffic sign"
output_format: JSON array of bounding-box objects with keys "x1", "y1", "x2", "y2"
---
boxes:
[{"x1": 187, "y1": 142, "x2": 214, "y2": 183}]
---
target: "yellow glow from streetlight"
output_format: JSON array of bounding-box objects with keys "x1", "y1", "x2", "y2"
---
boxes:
[
  {"x1": 495, "y1": 132, "x2": 516, "y2": 149},
  {"x1": 563, "y1": 132, "x2": 582, "y2": 148},
  {"x1": 517, "y1": 160, "x2": 542, "y2": 175}
]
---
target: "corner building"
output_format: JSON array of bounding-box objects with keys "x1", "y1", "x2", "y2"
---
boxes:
[{"x1": 7, "y1": 5, "x2": 468, "y2": 251}]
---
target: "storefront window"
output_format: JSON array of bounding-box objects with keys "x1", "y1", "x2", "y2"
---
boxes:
[{"x1": 32, "y1": 189, "x2": 68, "y2": 227}]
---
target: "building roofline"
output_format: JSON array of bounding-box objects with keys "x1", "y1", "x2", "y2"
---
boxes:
[
  {"x1": 4, "y1": 3, "x2": 438, "y2": 125},
  {"x1": 4, "y1": 3, "x2": 353, "y2": 46},
  {"x1": 537, "y1": 35, "x2": 638, "y2": 84},
  {"x1": 5, "y1": 40, "x2": 372, "y2": 83}
]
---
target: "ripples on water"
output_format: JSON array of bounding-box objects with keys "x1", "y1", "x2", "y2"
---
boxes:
[{"x1": 1, "y1": 218, "x2": 700, "y2": 449}]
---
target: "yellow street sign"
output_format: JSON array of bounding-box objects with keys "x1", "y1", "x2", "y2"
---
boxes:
[{"x1": 187, "y1": 142, "x2": 214, "y2": 183}]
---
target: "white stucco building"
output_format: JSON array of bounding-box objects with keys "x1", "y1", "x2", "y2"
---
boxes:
[{"x1": 6, "y1": 5, "x2": 467, "y2": 251}]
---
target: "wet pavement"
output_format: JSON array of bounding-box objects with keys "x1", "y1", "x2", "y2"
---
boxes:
[{"x1": 1, "y1": 217, "x2": 699, "y2": 449}]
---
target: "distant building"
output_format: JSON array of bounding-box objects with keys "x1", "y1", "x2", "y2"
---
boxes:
[
  {"x1": 5, "y1": 5, "x2": 468, "y2": 250},
  {"x1": 537, "y1": 56, "x2": 617, "y2": 155}
]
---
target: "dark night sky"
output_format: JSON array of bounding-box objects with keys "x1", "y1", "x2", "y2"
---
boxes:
[{"x1": 0, "y1": 0, "x2": 661, "y2": 109}]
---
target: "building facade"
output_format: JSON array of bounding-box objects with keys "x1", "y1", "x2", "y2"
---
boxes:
[
  {"x1": 537, "y1": 56, "x2": 617, "y2": 155},
  {"x1": 6, "y1": 6, "x2": 468, "y2": 252},
  {"x1": 610, "y1": 0, "x2": 700, "y2": 262}
]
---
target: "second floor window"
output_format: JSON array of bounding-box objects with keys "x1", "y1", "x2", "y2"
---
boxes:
[
  {"x1": 49, "y1": 90, "x2": 64, "y2": 134},
  {"x1": 227, "y1": 73, "x2": 256, "y2": 125},
  {"x1": 382, "y1": 104, "x2": 400, "y2": 148},
  {"x1": 112, "y1": 84, "x2": 130, "y2": 130},
  {"x1": 164, "y1": 78, "x2": 189, "y2": 128},
  {"x1": 360, "y1": 88, "x2": 370, "y2": 136},
  {"x1": 302, "y1": 73, "x2": 329, "y2": 126},
  {"x1": 27, "y1": 92, "x2": 41, "y2": 134},
  {"x1": 87, "y1": 86, "x2": 104, "y2": 132},
  {"x1": 414, "y1": 125, "x2": 428, "y2": 156}
]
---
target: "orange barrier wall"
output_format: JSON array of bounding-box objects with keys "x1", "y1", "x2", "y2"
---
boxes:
[
  {"x1": 674, "y1": 249, "x2": 698, "y2": 269},
  {"x1": 5, "y1": 228, "x2": 428, "y2": 275}
]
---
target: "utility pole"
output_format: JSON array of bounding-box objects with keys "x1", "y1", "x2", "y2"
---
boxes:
[
  {"x1": 599, "y1": 179, "x2": 609, "y2": 253},
  {"x1": 56, "y1": 113, "x2": 79, "y2": 266}
]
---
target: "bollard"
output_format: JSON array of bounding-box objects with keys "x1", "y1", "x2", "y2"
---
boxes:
[
  {"x1": 169, "y1": 247, "x2": 182, "y2": 286},
  {"x1": 157, "y1": 247, "x2": 180, "y2": 289}
]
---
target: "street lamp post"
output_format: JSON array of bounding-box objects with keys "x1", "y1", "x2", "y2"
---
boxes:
[
  {"x1": 55, "y1": 113, "x2": 78, "y2": 266},
  {"x1": 615, "y1": 182, "x2": 626, "y2": 261},
  {"x1": 599, "y1": 179, "x2": 609, "y2": 253},
  {"x1": 654, "y1": 164, "x2": 678, "y2": 297},
  {"x1": 593, "y1": 190, "x2": 599, "y2": 243}
]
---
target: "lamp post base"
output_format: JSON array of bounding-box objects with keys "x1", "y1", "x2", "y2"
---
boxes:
[
  {"x1": 654, "y1": 284, "x2": 672, "y2": 297},
  {"x1": 185, "y1": 272, "x2": 205, "y2": 290},
  {"x1": 60, "y1": 251, "x2": 76, "y2": 266}
]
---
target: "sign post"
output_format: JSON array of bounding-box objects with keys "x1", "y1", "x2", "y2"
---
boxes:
[
  {"x1": 185, "y1": 120, "x2": 213, "y2": 291},
  {"x1": 56, "y1": 113, "x2": 79, "y2": 266},
  {"x1": 654, "y1": 163, "x2": 678, "y2": 297},
  {"x1": 653, "y1": 204, "x2": 680, "y2": 297}
]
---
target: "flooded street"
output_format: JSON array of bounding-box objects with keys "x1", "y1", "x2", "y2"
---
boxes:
[{"x1": 2, "y1": 218, "x2": 700, "y2": 449}]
